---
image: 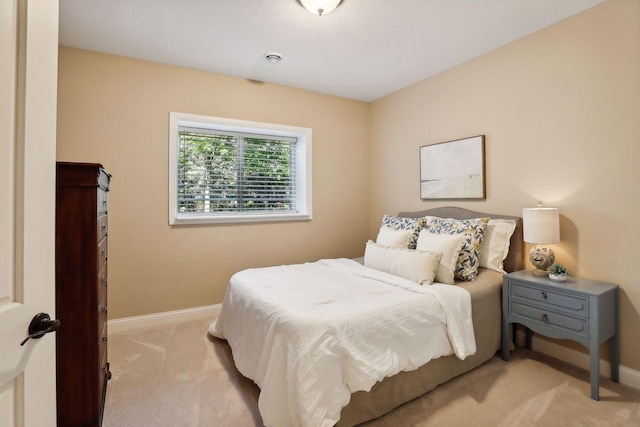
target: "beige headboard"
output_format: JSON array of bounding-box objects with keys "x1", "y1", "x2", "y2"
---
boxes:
[{"x1": 397, "y1": 206, "x2": 523, "y2": 273}]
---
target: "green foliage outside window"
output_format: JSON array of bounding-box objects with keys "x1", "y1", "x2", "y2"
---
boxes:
[{"x1": 177, "y1": 130, "x2": 294, "y2": 213}]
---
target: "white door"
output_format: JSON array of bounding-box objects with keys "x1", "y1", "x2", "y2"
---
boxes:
[{"x1": 0, "y1": 0, "x2": 59, "y2": 426}]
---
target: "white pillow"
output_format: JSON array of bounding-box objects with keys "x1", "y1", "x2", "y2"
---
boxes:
[
  {"x1": 376, "y1": 226, "x2": 413, "y2": 249},
  {"x1": 416, "y1": 228, "x2": 466, "y2": 285},
  {"x1": 364, "y1": 240, "x2": 442, "y2": 285},
  {"x1": 479, "y1": 219, "x2": 516, "y2": 274}
]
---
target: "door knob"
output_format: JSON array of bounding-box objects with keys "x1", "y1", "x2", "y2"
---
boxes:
[{"x1": 20, "y1": 313, "x2": 61, "y2": 346}]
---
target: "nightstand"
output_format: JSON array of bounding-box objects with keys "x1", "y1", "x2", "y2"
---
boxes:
[{"x1": 502, "y1": 270, "x2": 619, "y2": 400}]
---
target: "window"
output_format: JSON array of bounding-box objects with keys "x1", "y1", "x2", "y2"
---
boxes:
[{"x1": 169, "y1": 113, "x2": 312, "y2": 225}]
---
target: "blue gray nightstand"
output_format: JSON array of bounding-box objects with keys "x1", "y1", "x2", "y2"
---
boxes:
[{"x1": 502, "y1": 270, "x2": 619, "y2": 400}]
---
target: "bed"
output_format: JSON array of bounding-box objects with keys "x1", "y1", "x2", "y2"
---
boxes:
[{"x1": 210, "y1": 207, "x2": 523, "y2": 427}]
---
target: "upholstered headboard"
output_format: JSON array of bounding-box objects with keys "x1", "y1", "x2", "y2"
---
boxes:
[{"x1": 397, "y1": 206, "x2": 523, "y2": 273}]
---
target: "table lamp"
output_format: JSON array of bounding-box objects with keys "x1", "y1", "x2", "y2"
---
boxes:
[{"x1": 523, "y1": 204, "x2": 560, "y2": 276}]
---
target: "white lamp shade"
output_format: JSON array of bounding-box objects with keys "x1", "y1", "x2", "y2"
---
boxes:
[
  {"x1": 523, "y1": 207, "x2": 560, "y2": 244},
  {"x1": 299, "y1": 0, "x2": 342, "y2": 15}
]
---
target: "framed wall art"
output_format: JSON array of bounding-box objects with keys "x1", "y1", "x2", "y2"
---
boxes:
[{"x1": 419, "y1": 135, "x2": 486, "y2": 200}]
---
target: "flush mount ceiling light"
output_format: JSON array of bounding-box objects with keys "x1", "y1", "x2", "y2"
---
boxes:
[
  {"x1": 264, "y1": 52, "x2": 283, "y2": 64},
  {"x1": 298, "y1": 0, "x2": 343, "y2": 16}
]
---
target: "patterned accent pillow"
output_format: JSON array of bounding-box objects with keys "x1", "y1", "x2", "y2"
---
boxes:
[
  {"x1": 421, "y1": 216, "x2": 490, "y2": 281},
  {"x1": 380, "y1": 215, "x2": 422, "y2": 249}
]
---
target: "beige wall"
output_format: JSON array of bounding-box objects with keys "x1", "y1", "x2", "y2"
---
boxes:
[
  {"x1": 57, "y1": 47, "x2": 371, "y2": 319},
  {"x1": 370, "y1": 0, "x2": 640, "y2": 370}
]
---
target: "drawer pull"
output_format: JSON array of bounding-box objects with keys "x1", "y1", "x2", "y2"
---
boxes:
[
  {"x1": 102, "y1": 200, "x2": 107, "y2": 207},
  {"x1": 102, "y1": 277, "x2": 108, "y2": 287},
  {"x1": 540, "y1": 291, "x2": 547, "y2": 300},
  {"x1": 102, "y1": 336, "x2": 108, "y2": 343},
  {"x1": 541, "y1": 313, "x2": 549, "y2": 323},
  {"x1": 102, "y1": 224, "x2": 107, "y2": 232},
  {"x1": 102, "y1": 249, "x2": 107, "y2": 260}
]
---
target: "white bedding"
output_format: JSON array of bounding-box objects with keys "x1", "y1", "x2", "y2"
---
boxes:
[{"x1": 209, "y1": 258, "x2": 476, "y2": 427}]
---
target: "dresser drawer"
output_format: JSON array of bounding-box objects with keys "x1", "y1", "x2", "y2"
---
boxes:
[
  {"x1": 98, "y1": 168, "x2": 110, "y2": 191},
  {"x1": 511, "y1": 281, "x2": 588, "y2": 317},
  {"x1": 98, "y1": 214, "x2": 108, "y2": 242},
  {"x1": 99, "y1": 322, "x2": 108, "y2": 361},
  {"x1": 98, "y1": 299, "x2": 108, "y2": 332},
  {"x1": 98, "y1": 236, "x2": 108, "y2": 270},
  {"x1": 99, "y1": 357, "x2": 107, "y2": 393},
  {"x1": 97, "y1": 188, "x2": 108, "y2": 214},
  {"x1": 99, "y1": 361, "x2": 110, "y2": 417},
  {"x1": 511, "y1": 301, "x2": 588, "y2": 339},
  {"x1": 98, "y1": 342, "x2": 108, "y2": 401},
  {"x1": 98, "y1": 269, "x2": 107, "y2": 307},
  {"x1": 98, "y1": 320, "x2": 108, "y2": 350}
]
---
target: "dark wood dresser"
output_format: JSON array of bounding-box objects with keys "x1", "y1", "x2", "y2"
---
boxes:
[{"x1": 56, "y1": 162, "x2": 111, "y2": 427}]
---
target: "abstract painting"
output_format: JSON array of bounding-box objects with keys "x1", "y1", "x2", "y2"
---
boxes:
[{"x1": 420, "y1": 135, "x2": 485, "y2": 199}]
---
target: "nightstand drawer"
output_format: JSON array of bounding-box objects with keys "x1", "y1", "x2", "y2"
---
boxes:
[
  {"x1": 511, "y1": 301, "x2": 587, "y2": 338},
  {"x1": 511, "y1": 281, "x2": 588, "y2": 317}
]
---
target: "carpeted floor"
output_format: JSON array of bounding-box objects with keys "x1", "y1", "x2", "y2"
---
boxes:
[{"x1": 103, "y1": 316, "x2": 640, "y2": 427}]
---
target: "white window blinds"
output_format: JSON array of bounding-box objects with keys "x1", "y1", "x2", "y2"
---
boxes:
[{"x1": 177, "y1": 127, "x2": 297, "y2": 214}]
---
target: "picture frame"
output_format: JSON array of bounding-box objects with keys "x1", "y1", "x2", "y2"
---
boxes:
[{"x1": 420, "y1": 135, "x2": 486, "y2": 200}]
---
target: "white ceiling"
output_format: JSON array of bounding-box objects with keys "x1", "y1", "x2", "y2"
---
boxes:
[{"x1": 58, "y1": 0, "x2": 606, "y2": 102}]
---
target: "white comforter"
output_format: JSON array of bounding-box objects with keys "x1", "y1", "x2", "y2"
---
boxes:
[{"x1": 209, "y1": 258, "x2": 476, "y2": 427}]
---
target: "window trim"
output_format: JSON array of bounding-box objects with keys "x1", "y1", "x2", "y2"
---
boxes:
[{"x1": 169, "y1": 112, "x2": 312, "y2": 225}]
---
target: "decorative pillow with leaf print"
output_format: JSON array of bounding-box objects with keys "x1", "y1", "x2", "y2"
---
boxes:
[{"x1": 420, "y1": 216, "x2": 490, "y2": 281}]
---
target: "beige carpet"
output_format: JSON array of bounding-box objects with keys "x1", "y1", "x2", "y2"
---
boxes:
[{"x1": 103, "y1": 317, "x2": 640, "y2": 427}]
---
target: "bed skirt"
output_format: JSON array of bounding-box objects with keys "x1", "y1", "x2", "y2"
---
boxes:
[{"x1": 337, "y1": 269, "x2": 503, "y2": 426}]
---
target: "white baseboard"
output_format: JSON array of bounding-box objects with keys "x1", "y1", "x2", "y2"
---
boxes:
[
  {"x1": 519, "y1": 331, "x2": 640, "y2": 391},
  {"x1": 108, "y1": 304, "x2": 221, "y2": 333}
]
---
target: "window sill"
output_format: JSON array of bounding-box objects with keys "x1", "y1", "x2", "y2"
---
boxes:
[{"x1": 169, "y1": 212, "x2": 312, "y2": 226}]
